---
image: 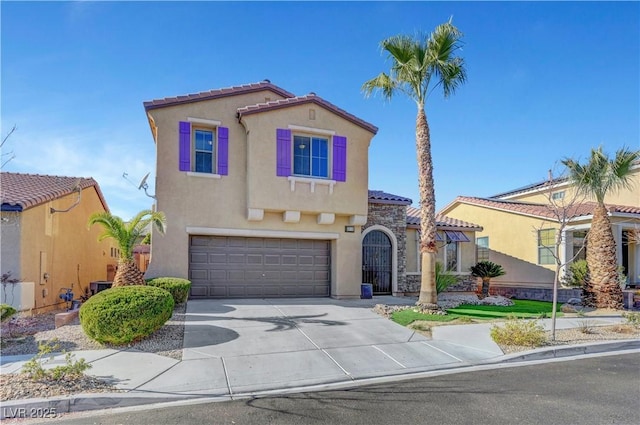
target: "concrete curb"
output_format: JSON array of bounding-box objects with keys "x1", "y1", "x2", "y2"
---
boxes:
[
  {"x1": 497, "y1": 339, "x2": 640, "y2": 363},
  {"x1": 2, "y1": 340, "x2": 639, "y2": 420}
]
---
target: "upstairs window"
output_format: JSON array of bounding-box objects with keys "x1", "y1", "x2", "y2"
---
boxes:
[
  {"x1": 293, "y1": 135, "x2": 328, "y2": 178},
  {"x1": 194, "y1": 129, "x2": 215, "y2": 173},
  {"x1": 276, "y1": 128, "x2": 346, "y2": 182},
  {"x1": 179, "y1": 121, "x2": 229, "y2": 175}
]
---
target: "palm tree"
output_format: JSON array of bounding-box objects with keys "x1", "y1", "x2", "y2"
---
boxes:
[
  {"x1": 88, "y1": 210, "x2": 166, "y2": 287},
  {"x1": 470, "y1": 261, "x2": 506, "y2": 299},
  {"x1": 562, "y1": 147, "x2": 639, "y2": 309},
  {"x1": 363, "y1": 19, "x2": 467, "y2": 307}
]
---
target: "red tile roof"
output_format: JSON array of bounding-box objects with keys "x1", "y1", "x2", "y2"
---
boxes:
[
  {"x1": 453, "y1": 196, "x2": 640, "y2": 219},
  {"x1": 1, "y1": 172, "x2": 109, "y2": 212},
  {"x1": 368, "y1": 190, "x2": 412, "y2": 205},
  {"x1": 143, "y1": 80, "x2": 295, "y2": 111},
  {"x1": 407, "y1": 206, "x2": 483, "y2": 230},
  {"x1": 238, "y1": 94, "x2": 378, "y2": 134}
]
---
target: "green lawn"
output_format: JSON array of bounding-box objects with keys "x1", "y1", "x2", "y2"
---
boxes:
[{"x1": 392, "y1": 300, "x2": 562, "y2": 326}]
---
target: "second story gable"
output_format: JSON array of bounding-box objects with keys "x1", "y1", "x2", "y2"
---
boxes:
[{"x1": 144, "y1": 81, "x2": 378, "y2": 224}]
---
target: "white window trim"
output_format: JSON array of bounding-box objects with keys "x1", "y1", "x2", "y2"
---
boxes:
[
  {"x1": 188, "y1": 117, "x2": 222, "y2": 127},
  {"x1": 287, "y1": 176, "x2": 336, "y2": 194},
  {"x1": 186, "y1": 172, "x2": 221, "y2": 179},
  {"x1": 288, "y1": 124, "x2": 335, "y2": 136}
]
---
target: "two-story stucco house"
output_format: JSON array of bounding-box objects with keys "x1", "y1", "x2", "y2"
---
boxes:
[{"x1": 143, "y1": 81, "x2": 378, "y2": 299}]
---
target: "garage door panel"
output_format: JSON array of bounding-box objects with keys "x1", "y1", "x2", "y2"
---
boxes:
[{"x1": 189, "y1": 236, "x2": 330, "y2": 299}]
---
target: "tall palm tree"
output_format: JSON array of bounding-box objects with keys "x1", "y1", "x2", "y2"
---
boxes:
[
  {"x1": 362, "y1": 19, "x2": 467, "y2": 307},
  {"x1": 562, "y1": 147, "x2": 639, "y2": 308},
  {"x1": 88, "y1": 210, "x2": 166, "y2": 286}
]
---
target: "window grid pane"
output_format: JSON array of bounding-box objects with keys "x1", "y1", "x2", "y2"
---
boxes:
[
  {"x1": 293, "y1": 135, "x2": 328, "y2": 178},
  {"x1": 194, "y1": 129, "x2": 215, "y2": 173},
  {"x1": 538, "y1": 229, "x2": 555, "y2": 265}
]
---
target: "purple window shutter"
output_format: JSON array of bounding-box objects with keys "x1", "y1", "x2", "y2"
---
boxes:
[
  {"x1": 276, "y1": 128, "x2": 291, "y2": 176},
  {"x1": 179, "y1": 121, "x2": 191, "y2": 171},
  {"x1": 332, "y1": 135, "x2": 347, "y2": 182},
  {"x1": 217, "y1": 126, "x2": 229, "y2": 175}
]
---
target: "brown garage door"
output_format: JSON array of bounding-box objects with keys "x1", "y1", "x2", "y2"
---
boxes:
[{"x1": 189, "y1": 236, "x2": 331, "y2": 298}]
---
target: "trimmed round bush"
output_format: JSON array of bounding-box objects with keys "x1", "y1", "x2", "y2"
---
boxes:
[
  {"x1": 146, "y1": 277, "x2": 191, "y2": 304},
  {"x1": 79, "y1": 285, "x2": 174, "y2": 345}
]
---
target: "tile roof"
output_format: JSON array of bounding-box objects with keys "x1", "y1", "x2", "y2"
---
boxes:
[
  {"x1": 454, "y1": 196, "x2": 640, "y2": 219},
  {"x1": 407, "y1": 206, "x2": 483, "y2": 230},
  {"x1": 368, "y1": 190, "x2": 412, "y2": 205},
  {"x1": 1, "y1": 172, "x2": 109, "y2": 212},
  {"x1": 237, "y1": 93, "x2": 378, "y2": 134},
  {"x1": 143, "y1": 80, "x2": 295, "y2": 111}
]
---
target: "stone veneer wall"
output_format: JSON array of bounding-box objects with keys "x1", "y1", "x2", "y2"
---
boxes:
[
  {"x1": 363, "y1": 203, "x2": 407, "y2": 293},
  {"x1": 406, "y1": 274, "x2": 478, "y2": 295},
  {"x1": 490, "y1": 286, "x2": 582, "y2": 303}
]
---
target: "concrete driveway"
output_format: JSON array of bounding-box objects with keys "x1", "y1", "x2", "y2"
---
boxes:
[{"x1": 143, "y1": 297, "x2": 503, "y2": 396}]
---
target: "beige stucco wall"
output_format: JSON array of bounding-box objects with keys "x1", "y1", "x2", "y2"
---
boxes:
[
  {"x1": 442, "y1": 203, "x2": 556, "y2": 269},
  {"x1": 18, "y1": 187, "x2": 116, "y2": 312},
  {"x1": 146, "y1": 90, "x2": 374, "y2": 298},
  {"x1": 506, "y1": 166, "x2": 639, "y2": 206}
]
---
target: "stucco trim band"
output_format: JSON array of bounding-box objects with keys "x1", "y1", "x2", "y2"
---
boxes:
[
  {"x1": 287, "y1": 124, "x2": 336, "y2": 136},
  {"x1": 317, "y1": 213, "x2": 335, "y2": 225},
  {"x1": 187, "y1": 117, "x2": 222, "y2": 127},
  {"x1": 288, "y1": 176, "x2": 336, "y2": 194},
  {"x1": 349, "y1": 215, "x2": 367, "y2": 226},
  {"x1": 186, "y1": 226, "x2": 340, "y2": 240},
  {"x1": 247, "y1": 208, "x2": 265, "y2": 221},
  {"x1": 283, "y1": 211, "x2": 301, "y2": 223}
]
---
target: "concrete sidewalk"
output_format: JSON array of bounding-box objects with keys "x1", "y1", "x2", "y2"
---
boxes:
[{"x1": 1, "y1": 297, "x2": 639, "y2": 419}]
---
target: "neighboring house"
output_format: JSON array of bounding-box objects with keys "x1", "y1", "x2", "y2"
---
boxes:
[
  {"x1": 440, "y1": 164, "x2": 640, "y2": 299},
  {"x1": 364, "y1": 191, "x2": 482, "y2": 296},
  {"x1": 0, "y1": 172, "x2": 117, "y2": 312}
]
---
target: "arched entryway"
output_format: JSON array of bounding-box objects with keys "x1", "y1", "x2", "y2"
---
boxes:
[{"x1": 362, "y1": 229, "x2": 394, "y2": 295}]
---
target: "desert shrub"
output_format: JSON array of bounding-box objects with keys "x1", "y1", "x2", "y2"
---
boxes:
[
  {"x1": 22, "y1": 339, "x2": 91, "y2": 381},
  {"x1": 1, "y1": 304, "x2": 16, "y2": 322},
  {"x1": 561, "y1": 260, "x2": 588, "y2": 287},
  {"x1": 79, "y1": 285, "x2": 174, "y2": 345},
  {"x1": 622, "y1": 311, "x2": 640, "y2": 328},
  {"x1": 435, "y1": 262, "x2": 458, "y2": 294},
  {"x1": 146, "y1": 277, "x2": 191, "y2": 304},
  {"x1": 490, "y1": 316, "x2": 546, "y2": 347}
]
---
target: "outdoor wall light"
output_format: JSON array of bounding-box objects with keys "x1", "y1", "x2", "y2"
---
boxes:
[{"x1": 345, "y1": 225, "x2": 355, "y2": 233}]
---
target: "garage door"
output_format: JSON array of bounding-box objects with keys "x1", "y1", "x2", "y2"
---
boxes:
[{"x1": 189, "y1": 236, "x2": 331, "y2": 298}]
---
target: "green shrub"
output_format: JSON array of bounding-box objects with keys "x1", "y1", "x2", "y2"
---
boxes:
[
  {"x1": 79, "y1": 285, "x2": 174, "y2": 345},
  {"x1": 22, "y1": 339, "x2": 91, "y2": 381},
  {"x1": 1, "y1": 304, "x2": 17, "y2": 322},
  {"x1": 490, "y1": 317, "x2": 547, "y2": 347},
  {"x1": 622, "y1": 311, "x2": 640, "y2": 328},
  {"x1": 562, "y1": 259, "x2": 588, "y2": 287},
  {"x1": 146, "y1": 277, "x2": 191, "y2": 304}
]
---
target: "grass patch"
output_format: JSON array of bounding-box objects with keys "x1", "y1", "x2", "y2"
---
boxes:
[
  {"x1": 447, "y1": 300, "x2": 562, "y2": 319},
  {"x1": 391, "y1": 300, "x2": 562, "y2": 326},
  {"x1": 392, "y1": 310, "x2": 460, "y2": 326}
]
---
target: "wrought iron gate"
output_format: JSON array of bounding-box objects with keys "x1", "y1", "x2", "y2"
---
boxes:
[{"x1": 362, "y1": 230, "x2": 392, "y2": 294}]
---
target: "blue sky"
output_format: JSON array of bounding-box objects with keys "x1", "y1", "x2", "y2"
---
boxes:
[{"x1": 2, "y1": 1, "x2": 639, "y2": 220}]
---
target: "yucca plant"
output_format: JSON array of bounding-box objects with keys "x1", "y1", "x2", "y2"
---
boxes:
[
  {"x1": 435, "y1": 261, "x2": 458, "y2": 294},
  {"x1": 88, "y1": 210, "x2": 166, "y2": 286},
  {"x1": 470, "y1": 261, "x2": 506, "y2": 298}
]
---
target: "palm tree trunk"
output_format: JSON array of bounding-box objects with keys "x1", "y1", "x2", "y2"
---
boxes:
[
  {"x1": 416, "y1": 105, "x2": 438, "y2": 308},
  {"x1": 585, "y1": 203, "x2": 622, "y2": 308},
  {"x1": 481, "y1": 278, "x2": 491, "y2": 298},
  {"x1": 112, "y1": 258, "x2": 146, "y2": 287}
]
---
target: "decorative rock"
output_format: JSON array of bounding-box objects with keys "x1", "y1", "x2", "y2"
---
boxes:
[
  {"x1": 54, "y1": 310, "x2": 79, "y2": 328},
  {"x1": 566, "y1": 298, "x2": 582, "y2": 305}
]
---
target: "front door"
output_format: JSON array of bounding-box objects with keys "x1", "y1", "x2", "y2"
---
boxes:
[{"x1": 362, "y1": 230, "x2": 392, "y2": 295}]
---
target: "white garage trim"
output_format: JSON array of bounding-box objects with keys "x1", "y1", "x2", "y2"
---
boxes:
[{"x1": 186, "y1": 226, "x2": 340, "y2": 240}]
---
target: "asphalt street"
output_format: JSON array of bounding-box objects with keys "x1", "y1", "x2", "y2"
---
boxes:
[{"x1": 23, "y1": 352, "x2": 640, "y2": 425}]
